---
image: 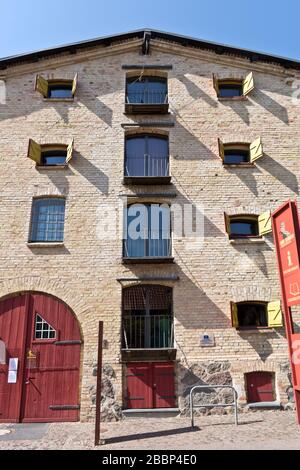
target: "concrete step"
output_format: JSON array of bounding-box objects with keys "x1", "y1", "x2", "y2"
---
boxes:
[
  {"x1": 246, "y1": 401, "x2": 282, "y2": 410},
  {"x1": 122, "y1": 408, "x2": 180, "y2": 419}
]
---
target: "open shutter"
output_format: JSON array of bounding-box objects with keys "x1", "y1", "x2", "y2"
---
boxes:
[
  {"x1": 218, "y1": 138, "x2": 225, "y2": 161},
  {"x1": 35, "y1": 75, "x2": 48, "y2": 98},
  {"x1": 72, "y1": 73, "x2": 78, "y2": 96},
  {"x1": 212, "y1": 74, "x2": 219, "y2": 96},
  {"x1": 66, "y1": 139, "x2": 74, "y2": 163},
  {"x1": 224, "y1": 212, "x2": 231, "y2": 236},
  {"x1": 27, "y1": 139, "x2": 42, "y2": 165},
  {"x1": 250, "y1": 137, "x2": 263, "y2": 162},
  {"x1": 258, "y1": 210, "x2": 272, "y2": 236},
  {"x1": 230, "y1": 302, "x2": 239, "y2": 328},
  {"x1": 267, "y1": 300, "x2": 283, "y2": 327},
  {"x1": 243, "y1": 72, "x2": 254, "y2": 96}
]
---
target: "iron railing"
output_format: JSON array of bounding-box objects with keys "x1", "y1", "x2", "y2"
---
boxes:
[
  {"x1": 122, "y1": 315, "x2": 174, "y2": 349},
  {"x1": 124, "y1": 229, "x2": 172, "y2": 258},
  {"x1": 126, "y1": 91, "x2": 168, "y2": 105},
  {"x1": 125, "y1": 154, "x2": 169, "y2": 177},
  {"x1": 190, "y1": 385, "x2": 239, "y2": 427}
]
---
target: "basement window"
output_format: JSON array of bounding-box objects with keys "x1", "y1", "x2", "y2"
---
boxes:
[
  {"x1": 231, "y1": 301, "x2": 282, "y2": 329},
  {"x1": 224, "y1": 212, "x2": 272, "y2": 239},
  {"x1": 213, "y1": 72, "x2": 254, "y2": 98},
  {"x1": 218, "y1": 138, "x2": 263, "y2": 165}
]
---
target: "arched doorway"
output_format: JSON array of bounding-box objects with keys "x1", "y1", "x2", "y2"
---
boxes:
[{"x1": 0, "y1": 292, "x2": 82, "y2": 422}]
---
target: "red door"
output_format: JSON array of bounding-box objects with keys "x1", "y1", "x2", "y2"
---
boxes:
[
  {"x1": 126, "y1": 362, "x2": 175, "y2": 409},
  {"x1": 246, "y1": 372, "x2": 275, "y2": 403},
  {"x1": 0, "y1": 293, "x2": 81, "y2": 422},
  {"x1": 153, "y1": 362, "x2": 175, "y2": 408}
]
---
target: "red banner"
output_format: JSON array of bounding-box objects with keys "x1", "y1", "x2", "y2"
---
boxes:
[{"x1": 272, "y1": 200, "x2": 300, "y2": 424}]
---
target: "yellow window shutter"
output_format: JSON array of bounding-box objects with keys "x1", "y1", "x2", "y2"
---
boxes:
[
  {"x1": 218, "y1": 138, "x2": 225, "y2": 161},
  {"x1": 27, "y1": 139, "x2": 41, "y2": 165},
  {"x1": 213, "y1": 74, "x2": 219, "y2": 96},
  {"x1": 230, "y1": 301, "x2": 239, "y2": 328},
  {"x1": 35, "y1": 75, "x2": 48, "y2": 97},
  {"x1": 66, "y1": 139, "x2": 74, "y2": 163},
  {"x1": 250, "y1": 137, "x2": 263, "y2": 162},
  {"x1": 243, "y1": 72, "x2": 254, "y2": 96},
  {"x1": 258, "y1": 210, "x2": 272, "y2": 236},
  {"x1": 72, "y1": 73, "x2": 78, "y2": 96},
  {"x1": 267, "y1": 300, "x2": 283, "y2": 327},
  {"x1": 224, "y1": 212, "x2": 231, "y2": 235}
]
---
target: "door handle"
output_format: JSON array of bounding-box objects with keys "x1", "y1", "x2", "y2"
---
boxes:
[{"x1": 25, "y1": 377, "x2": 35, "y2": 384}]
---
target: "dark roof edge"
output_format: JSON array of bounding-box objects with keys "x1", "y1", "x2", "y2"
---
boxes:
[{"x1": 0, "y1": 28, "x2": 299, "y2": 71}]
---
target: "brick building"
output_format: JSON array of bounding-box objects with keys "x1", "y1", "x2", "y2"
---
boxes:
[{"x1": 0, "y1": 30, "x2": 299, "y2": 422}]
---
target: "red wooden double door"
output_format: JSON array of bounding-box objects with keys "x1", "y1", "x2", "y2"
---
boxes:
[
  {"x1": 0, "y1": 293, "x2": 81, "y2": 422},
  {"x1": 126, "y1": 362, "x2": 175, "y2": 409}
]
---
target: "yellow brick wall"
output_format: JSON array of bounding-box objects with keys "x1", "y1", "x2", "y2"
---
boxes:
[{"x1": 0, "y1": 40, "x2": 299, "y2": 418}]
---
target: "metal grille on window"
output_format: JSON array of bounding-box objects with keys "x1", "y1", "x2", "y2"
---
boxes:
[
  {"x1": 30, "y1": 198, "x2": 65, "y2": 242},
  {"x1": 35, "y1": 314, "x2": 56, "y2": 339}
]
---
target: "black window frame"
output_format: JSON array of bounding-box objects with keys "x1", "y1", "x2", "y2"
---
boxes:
[
  {"x1": 124, "y1": 133, "x2": 169, "y2": 178},
  {"x1": 125, "y1": 75, "x2": 168, "y2": 105},
  {"x1": 237, "y1": 301, "x2": 268, "y2": 329},
  {"x1": 41, "y1": 149, "x2": 68, "y2": 166},
  {"x1": 29, "y1": 197, "x2": 66, "y2": 243},
  {"x1": 229, "y1": 215, "x2": 260, "y2": 239},
  {"x1": 123, "y1": 202, "x2": 172, "y2": 258},
  {"x1": 224, "y1": 147, "x2": 250, "y2": 165},
  {"x1": 47, "y1": 82, "x2": 73, "y2": 99},
  {"x1": 218, "y1": 80, "x2": 243, "y2": 98}
]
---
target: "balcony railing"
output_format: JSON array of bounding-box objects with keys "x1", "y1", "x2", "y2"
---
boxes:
[
  {"x1": 125, "y1": 154, "x2": 169, "y2": 177},
  {"x1": 124, "y1": 229, "x2": 172, "y2": 259},
  {"x1": 122, "y1": 315, "x2": 174, "y2": 349},
  {"x1": 126, "y1": 91, "x2": 168, "y2": 105}
]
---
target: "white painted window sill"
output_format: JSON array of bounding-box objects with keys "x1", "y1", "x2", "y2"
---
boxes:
[
  {"x1": 27, "y1": 242, "x2": 65, "y2": 248},
  {"x1": 229, "y1": 238, "x2": 265, "y2": 245}
]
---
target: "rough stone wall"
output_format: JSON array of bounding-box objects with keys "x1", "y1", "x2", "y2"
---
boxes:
[{"x1": 0, "y1": 40, "x2": 300, "y2": 420}]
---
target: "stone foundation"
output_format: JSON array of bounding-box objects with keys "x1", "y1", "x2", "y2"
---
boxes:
[{"x1": 178, "y1": 361, "x2": 295, "y2": 416}]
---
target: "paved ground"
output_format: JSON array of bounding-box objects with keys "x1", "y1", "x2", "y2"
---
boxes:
[{"x1": 0, "y1": 410, "x2": 299, "y2": 450}]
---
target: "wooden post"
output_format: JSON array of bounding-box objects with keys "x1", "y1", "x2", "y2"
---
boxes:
[{"x1": 94, "y1": 321, "x2": 103, "y2": 445}]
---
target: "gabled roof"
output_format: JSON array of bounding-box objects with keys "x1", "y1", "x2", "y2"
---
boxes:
[{"x1": 0, "y1": 28, "x2": 299, "y2": 71}]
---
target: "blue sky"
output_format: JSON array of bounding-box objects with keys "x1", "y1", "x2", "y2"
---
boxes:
[{"x1": 1, "y1": 0, "x2": 299, "y2": 60}]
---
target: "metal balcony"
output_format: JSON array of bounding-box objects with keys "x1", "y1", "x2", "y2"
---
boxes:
[
  {"x1": 124, "y1": 154, "x2": 171, "y2": 184},
  {"x1": 125, "y1": 91, "x2": 169, "y2": 114},
  {"x1": 122, "y1": 315, "x2": 174, "y2": 349}
]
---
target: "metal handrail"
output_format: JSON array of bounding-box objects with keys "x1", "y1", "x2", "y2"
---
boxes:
[{"x1": 190, "y1": 385, "x2": 238, "y2": 427}]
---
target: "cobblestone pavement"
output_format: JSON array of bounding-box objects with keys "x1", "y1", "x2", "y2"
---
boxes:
[{"x1": 0, "y1": 410, "x2": 299, "y2": 450}]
